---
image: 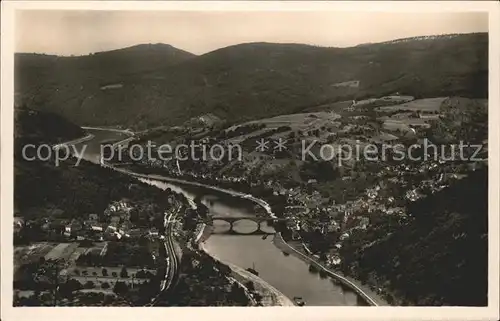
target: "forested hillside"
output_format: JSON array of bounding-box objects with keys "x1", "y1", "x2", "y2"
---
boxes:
[
  {"x1": 14, "y1": 108, "x2": 174, "y2": 225},
  {"x1": 15, "y1": 106, "x2": 85, "y2": 146},
  {"x1": 15, "y1": 33, "x2": 487, "y2": 129},
  {"x1": 339, "y1": 168, "x2": 488, "y2": 306}
]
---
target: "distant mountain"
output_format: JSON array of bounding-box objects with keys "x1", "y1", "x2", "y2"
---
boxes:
[
  {"x1": 15, "y1": 33, "x2": 487, "y2": 129},
  {"x1": 15, "y1": 43, "x2": 196, "y2": 112},
  {"x1": 15, "y1": 43, "x2": 195, "y2": 88}
]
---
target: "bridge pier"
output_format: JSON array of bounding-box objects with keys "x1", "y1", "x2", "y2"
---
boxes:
[{"x1": 257, "y1": 221, "x2": 264, "y2": 233}]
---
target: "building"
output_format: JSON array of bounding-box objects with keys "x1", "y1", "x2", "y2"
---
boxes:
[
  {"x1": 149, "y1": 227, "x2": 159, "y2": 237},
  {"x1": 128, "y1": 229, "x2": 144, "y2": 238},
  {"x1": 14, "y1": 217, "x2": 24, "y2": 233},
  {"x1": 110, "y1": 216, "x2": 121, "y2": 225},
  {"x1": 359, "y1": 217, "x2": 370, "y2": 230},
  {"x1": 91, "y1": 224, "x2": 104, "y2": 232},
  {"x1": 339, "y1": 232, "x2": 350, "y2": 241},
  {"x1": 106, "y1": 224, "x2": 117, "y2": 234},
  {"x1": 85, "y1": 213, "x2": 99, "y2": 226},
  {"x1": 65, "y1": 220, "x2": 83, "y2": 234}
]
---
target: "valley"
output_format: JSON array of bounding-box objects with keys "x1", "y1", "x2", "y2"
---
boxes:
[{"x1": 12, "y1": 32, "x2": 489, "y2": 307}]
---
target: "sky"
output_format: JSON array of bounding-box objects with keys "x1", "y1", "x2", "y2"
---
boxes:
[{"x1": 15, "y1": 10, "x2": 488, "y2": 56}]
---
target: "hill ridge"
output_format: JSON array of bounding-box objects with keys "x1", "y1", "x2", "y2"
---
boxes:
[
  {"x1": 15, "y1": 32, "x2": 488, "y2": 129},
  {"x1": 15, "y1": 42, "x2": 196, "y2": 58}
]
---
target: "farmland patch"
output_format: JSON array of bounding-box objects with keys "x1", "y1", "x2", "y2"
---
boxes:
[
  {"x1": 44, "y1": 243, "x2": 79, "y2": 261},
  {"x1": 376, "y1": 97, "x2": 447, "y2": 112},
  {"x1": 331, "y1": 80, "x2": 360, "y2": 88},
  {"x1": 100, "y1": 83, "x2": 123, "y2": 90}
]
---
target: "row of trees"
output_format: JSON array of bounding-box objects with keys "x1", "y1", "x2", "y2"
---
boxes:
[{"x1": 72, "y1": 267, "x2": 154, "y2": 279}]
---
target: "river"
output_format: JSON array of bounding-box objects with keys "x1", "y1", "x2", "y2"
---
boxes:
[{"x1": 75, "y1": 128, "x2": 363, "y2": 306}]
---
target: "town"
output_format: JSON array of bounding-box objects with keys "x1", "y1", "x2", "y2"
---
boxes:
[
  {"x1": 9, "y1": 8, "x2": 490, "y2": 312},
  {"x1": 107, "y1": 94, "x2": 488, "y2": 305}
]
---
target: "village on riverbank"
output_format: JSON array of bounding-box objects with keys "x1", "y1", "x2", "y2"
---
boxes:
[
  {"x1": 111, "y1": 94, "x2": 487, "y2": 306},
  {"x1": 10, "y1": 19, "x2": 489, "y2": 309}
]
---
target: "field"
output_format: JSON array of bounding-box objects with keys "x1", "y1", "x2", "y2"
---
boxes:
[
  {"x1": 382, "y1": 119, "x2": 432, "y2": 132},
  {"x1": 88, "y1": 242, "x2": 108, "y2": 255},
  {"x1": 354, "y1": 95, "x2": 414, "y2": 108},
  {"x1": 43, "y1": 241, "x2": 159, "y2": 291},
  {"x1": 68, "y1": 247, "x2": 92, "y2": 261},
  {"x1": 237, "y1": 112, "x2": 340, "y2": 131},
  {"x1": 376, "y1": 97, "x2": 447, "y2": 112},
  {"x1": 369, "y1": 132, "x2": 399, "y2": 143},
  {"x1": 227, "y1": 127, "x2": 270, "y2": 145},
  {"x1": 14, "y1": 242, "x2": 55, "y2": 268},
  {"x1": 331, "y1": 80, "x2": 360, "y2": 88},
  {"x1": 100, "y1": 83, "x2": 124, "y2": 90},
  {"x1": 44, "y1": 243, "x2": 80, "y2": 260},
  {"x1": 13, "y1": 240, "x2": 148, "y2": 277},
  {"x1": 303, "y1": 100, "x2": 353, "y2": 113},
  {"x1": 222, "y1": 111, "x2": 343, "y2": 152},
  {"x1": 381, "y1": 120, "x2": 412, "y2": 132},
  {"x1": 377, "y1": 98, "x2": 446, "y2": 133}
]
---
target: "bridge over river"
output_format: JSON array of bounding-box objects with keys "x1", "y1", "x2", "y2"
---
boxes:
[
  {"x1": 73, "y1": 126, "x2": 387, "y2": 306},
  {"x1": 206, "y1": 216, "x2": 288, "y2": 235}
]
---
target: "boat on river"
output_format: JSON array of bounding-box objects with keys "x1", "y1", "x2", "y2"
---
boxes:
[
  {"x1": 293, "y1": 296, "x2": 305, "y2": 306},
  {"x1": 246, "y1": 262, "x2": 259, "y2": 276}
]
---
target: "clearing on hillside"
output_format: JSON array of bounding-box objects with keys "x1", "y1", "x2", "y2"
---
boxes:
[{"x1": 376, "y1": 97, "x2": 448, "y2": 112}]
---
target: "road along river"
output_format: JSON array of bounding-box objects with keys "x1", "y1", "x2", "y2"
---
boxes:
[{"x1": 74, "y1": 128, "x2": 366, "y2": 306}]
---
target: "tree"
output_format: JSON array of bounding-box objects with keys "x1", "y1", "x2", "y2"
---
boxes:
[
  {"x1": 319, "y1": 252, "x2": 328, "y2": 262},
  {"x1": 112, "y1": 272, "x2": 118, "y2": 277},
  {"x1": 217, "y1": 262, "x2": 232, "y2": 276},
  {"x1": 136, "y1": 269, "x2": 146, "y2": 279},
  {"x1": 84, "y1": 281, "x2": 95, "y2": 289},
  {"x1": 129, "y1": 208, "x2": 140, "y2": 225},
  {"x1": 101, "y1": 282, "x2": 110, "y2": 289},
  {"x1": 230, "y1": 282, "x2": 248, "y2": 304},
  {"x1": 113, "y1": 281, "x2": 128, "y2": 295},
  {"x1": 58, "y1": 279, "x2": 82, "y2": 298},
  {"x1": 245, "y1": 281, "x2": 255, "y2": 292},
  {"x1": 253, "y1": 292, "x2": 263, "y2": 305},
  {"x1": 309, "y1": 264, "x2": 318, "y2": 273},
  {"x1": 102, "y1": 268, "x2": 108, "y2": 277},
  {"x1": 120, "y1": 267, "x2": 128, "y2": 278}
]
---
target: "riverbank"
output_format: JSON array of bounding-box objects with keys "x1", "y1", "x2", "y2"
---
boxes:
[
  {"x1": 77, "y1": 128, "x2": 384, "y2": 306},
  {"x1": 52, "y1": 133, "x2": 95, "y2": 150},
  {"x1": 273, "y1": 232, "x2": 387, "y2": 306},
  {"x1": 198, "y1": 237, "x2": 295, "y2": 306},
  {"x1": 80, "y1": 126, "x2": 134, "y2": 135},
  {"x1": 120, "y1": 169, "x2": 387, "y2": 306},
  {"x1": 189, "y1": 205, "x2": 293, "y2": 305}
]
